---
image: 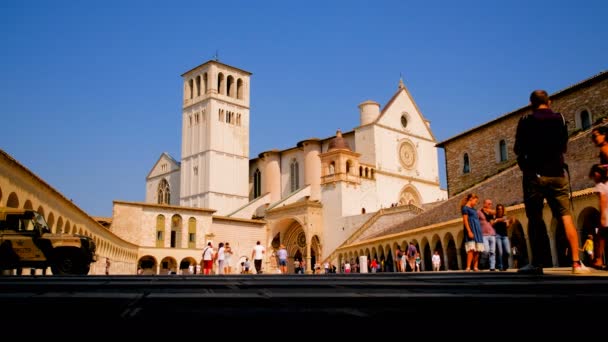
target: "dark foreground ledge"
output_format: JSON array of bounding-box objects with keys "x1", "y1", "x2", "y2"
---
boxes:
[{"x1": 1, "y1": 272, "x2": 606, "y2": 337}]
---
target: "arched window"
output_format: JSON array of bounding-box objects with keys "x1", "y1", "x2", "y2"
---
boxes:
[
  {"x1": 227, "y1": 75, "x2": 235, "y2": 97},
  {"x1": 463, "y1": 153, "x2": 470, "y2": 174},
  {"x1": 253, "y1": 168, "x2": 262, "y2": 198},
  {"x1": 188, "y1": 217, "x2": 196, "y2": 249},
  {"x1": 581, "y1": 110, "x2": 591, "y2": 130},
  {"x1": 156, "y1": 215, "x2": 165, "y2": 248},
  {"x1": 237, "y1": 78, "x2": 243, "y2": 99},
  {"x1": 203, "y1": 73, "x2": 208, "y2": 95},
  {"x1": 188, "y1": 79, "x2": 193, "y2": 99},
  {"x1": 499, "y1": 140, "x2": 508, "y2": 162},
  {"x1": 290, "y1": 159, "x2": 299, "y2": 192},
  {"x1": 217, "y1": 72, "x2": 225, "y2": 95},
  {"x1": 329, "y1": 162, "x2": 335, "y2": 174},
  {"x1": 195, "y1": 76, "x2": 201, "y2": 97},
  {"x1": 346, "y1": 160, "x2": 352, "y2": 174},
  {"x1": 157, "y1": 179, "x2": 170, "y2": 204}
]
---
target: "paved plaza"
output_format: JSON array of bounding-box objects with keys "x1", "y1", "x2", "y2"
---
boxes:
[{"x1": 1, "y1": 269, "x2": 606, "y2": 337}]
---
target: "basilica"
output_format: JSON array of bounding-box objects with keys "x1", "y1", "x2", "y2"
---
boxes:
[{"x1": 108, "y1": 59, "x2": 446, "y2": 273}]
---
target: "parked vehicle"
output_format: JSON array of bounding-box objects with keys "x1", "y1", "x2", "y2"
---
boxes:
[{"x1": 0, "y1": 207, "x2": 97, "y2": 275}]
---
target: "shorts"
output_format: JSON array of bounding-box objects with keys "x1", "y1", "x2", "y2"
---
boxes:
[
  {"x1": 523, "y1": 175, "x2": 571, "y2": 217},
  {"x1": 279, "y1": 259, "x2": 287, "y2": 266}
]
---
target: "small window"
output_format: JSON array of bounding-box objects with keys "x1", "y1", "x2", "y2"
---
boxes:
[
  {"x1": 401, "y1": 115, "x2": 408, "y2": 128},
  {"x1": 463, "y1": 153, "x2": 470, "y2": 174},
  {"x1": 499, "y1": 140, "x2": 508, "y2": 162},
  {"x1": 157, "y1": 231, "x2": 163, "y2": 241}
]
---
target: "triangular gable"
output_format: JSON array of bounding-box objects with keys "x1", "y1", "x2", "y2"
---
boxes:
[
  {"x1": 373, "y1": 81, "x2": 436, "y2": 141},
  {"x1": 146, "y1": 152, "x2": 181, "y2": 180}
]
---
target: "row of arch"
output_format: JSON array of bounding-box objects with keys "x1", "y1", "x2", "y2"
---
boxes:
[
  {"x1": 339, "y1": 202, "x2": 600, "y2": 272},
  {"x1": 185, "y1": 72, "x2": 245, "y2": 100}
]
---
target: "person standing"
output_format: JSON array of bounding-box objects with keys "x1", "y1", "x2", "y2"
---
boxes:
[
  {"x1": 406, "y1": 242, "x2": 417, "y2": 272},
  {"x1": 514, "y1": 89, "x2": 589, "y2": 274},
  {"x1": 277, "y1": 244, "x2": 288, "y2": 274},
  {"x1": 216, "y1": 242, "x2": 225, "y2": 275},
  {"x1": 589, "y1": 164, "x2": 608, "y2": 270},
  {"x1": 478, "y1": 199, "x2": 497, "y2": 271},
  {"x1": 432, "y1": 250, "x2": 441, "y2": 271},
  {"x1": 590, "y1": 128, "x2": 608, "y2": 269},
  {"x1": 461, "y1": 193, "x2": 484, "y2": 272},
  {"x1": 201, "y1": 242, "x2": 214, "y2": 275},
  {"x1": 251, "y1": 240, "x2": 265, "y2": 274},
  {"x1": 223, "y1": 242, "x2": 233, "y2": 274},
  {"x1": 395, "y1": 245, "x2": 403, "y2": 272},
  {"x1": 493, "y1": 204, "x2": 512, "y2": 271},
  {"x1": 105, "y1": 257, "x2": 111, "y2": 275}
]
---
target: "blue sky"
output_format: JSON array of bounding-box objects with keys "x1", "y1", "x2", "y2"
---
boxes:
[{"x1": 1, "y1": 0, "x2": 606, "y2": 217}]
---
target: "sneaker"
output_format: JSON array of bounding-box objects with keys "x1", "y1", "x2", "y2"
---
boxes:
[
  {"x1": 517, "y1": 264, "x2": 543, "y2": 275},
  {"x1": 572, "y1": 262, "x2": 591, "y2": 275}
]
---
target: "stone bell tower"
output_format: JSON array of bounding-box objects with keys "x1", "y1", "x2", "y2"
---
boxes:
[{"x1": 179, "y1": 60, "x2": 252, "y2": 215}]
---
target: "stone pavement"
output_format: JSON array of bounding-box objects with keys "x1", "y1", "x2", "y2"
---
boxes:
[{"x1": 1, "y1": 270, "x2": 606, "y2": 338}]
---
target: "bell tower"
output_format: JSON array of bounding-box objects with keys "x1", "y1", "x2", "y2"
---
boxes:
[{"x1": 179, "y1": 60, "x2": 252, "y2": 214}]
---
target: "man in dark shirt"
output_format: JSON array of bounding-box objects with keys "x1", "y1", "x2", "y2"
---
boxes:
[{"x1": 514, "y1": 89, "x2": 589, "y2": 274}]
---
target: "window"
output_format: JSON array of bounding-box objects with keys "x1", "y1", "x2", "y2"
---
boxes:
[
  {"x1": 157, "y1": 179, "x2": 170, "y2": 204},
  {"x1": 463, "y1": 153, "x2": 470, "y2": 174},
  {"x1": 253, "y1": 168, "x2": 262, "y2": 198},
  {"x1": 290, "y1": 159, "x2": 299, "y2": 192},
  {"x1": 195, "y1": 76, "x2": 201, "y2": 97},
  {"x1": 581, "y1": 110, "x2": 591, "y2": 130},
  {"x1": 188, "y1": 217, "x2": 196, "y2": 249},
  {"x1": 401, "y1": 113, "x2": 409, "y2": 129},
  {"x1": 499, "y1": 140, "x2": 508, "y2": 162}
]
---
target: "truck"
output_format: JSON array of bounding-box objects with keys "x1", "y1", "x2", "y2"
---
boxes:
[{"x1": 0, "y1": 207, "x2": 97, "y2": 275}]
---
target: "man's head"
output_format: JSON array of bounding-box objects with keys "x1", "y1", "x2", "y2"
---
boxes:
[
  {"x1": 256, "y1": 241, "x2": 260, "y2": 245},
  {"x1": 530, "y1": 89, "x2": 551, "y2": 109},
  {"x1": 483, "y1": 199, "x2": 493, "y2": 209}
]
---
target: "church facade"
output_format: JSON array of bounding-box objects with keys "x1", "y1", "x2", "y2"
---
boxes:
[{"x1": 109, "y1": 59, "x2": 446, "y2": 274}]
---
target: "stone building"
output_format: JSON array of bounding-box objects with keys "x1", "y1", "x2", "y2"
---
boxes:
[{"x1": 107, "y1": 59, "x2": 447, "y2": 274}]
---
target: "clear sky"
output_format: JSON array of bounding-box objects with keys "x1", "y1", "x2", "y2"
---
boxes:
[{"x1": 1, "y1": 0, "x2": 606, "y2": 217}]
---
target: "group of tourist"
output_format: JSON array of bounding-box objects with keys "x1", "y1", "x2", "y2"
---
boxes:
[{"x1": 460, "y1": 194, "x2": 516, "y2": 272}]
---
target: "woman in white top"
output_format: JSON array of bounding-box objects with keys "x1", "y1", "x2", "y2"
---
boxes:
[{"x1": 223, "y1": 242, "x2": 233, "y2": 274}]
